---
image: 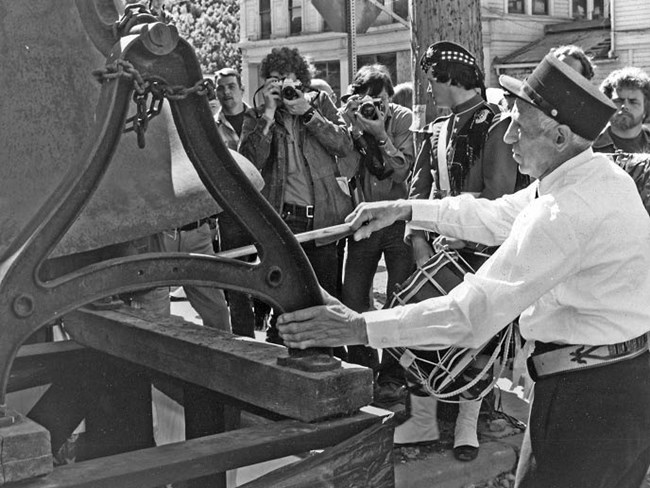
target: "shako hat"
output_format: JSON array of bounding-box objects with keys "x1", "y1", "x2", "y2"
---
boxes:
[
  {"x1": 499, "y1": 54, "x2": 616, "y2": 141},
  {"x1": 420, "y1": 41, "x2": 480, "y2": 73}
]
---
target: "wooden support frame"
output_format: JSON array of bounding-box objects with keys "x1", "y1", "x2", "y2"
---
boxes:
[
  {"x1": 10, "y1": 409, "x2": 394, "y2": 488},
  {"x1": 240, "y1": 415, "x2": 395, "y2": 487},
  {"x1": 64, "y1": 308, "x2": 373, "y2": 422},
  {"x1": 3, "y1": 309, "x2": 394, "y2": 487}
]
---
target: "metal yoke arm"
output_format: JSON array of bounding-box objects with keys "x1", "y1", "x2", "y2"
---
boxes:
[{"x1": 0, "y1": 6, "x2": 334, "y2": 417}]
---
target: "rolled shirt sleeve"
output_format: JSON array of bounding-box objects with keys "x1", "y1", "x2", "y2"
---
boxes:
[
  {"x1": 365, "y1": 187, "x2": 581, "y2": 350},
  {"x1": 367, "y1": 150, "x2": 650, "y2": 350}
]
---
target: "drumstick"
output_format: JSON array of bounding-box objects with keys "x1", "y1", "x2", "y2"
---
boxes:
[{"x1": 216, "y1": 223, "x2": 354, "y2": 259}]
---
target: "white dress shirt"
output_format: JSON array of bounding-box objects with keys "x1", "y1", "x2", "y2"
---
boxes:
[{"x1": 365, "y1": 148, "x2": 650, "y2": 349}]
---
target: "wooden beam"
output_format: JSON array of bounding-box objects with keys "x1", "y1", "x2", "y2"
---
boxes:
[
  {"x1": 240, "y1": 414, "x2": 396, "y2": 488},
  {"x1": 13, "y1": 409, "x2": 391, "y2": 488},
  {"x1": 8, "y1": 342, "x2": 89, "y2": 393},
  {"x1": 0, "y1": 410, "x2": 53, "y2": 485},
  {"x1": 64, "y1": 308, "x2": 373, "y2": 422}
]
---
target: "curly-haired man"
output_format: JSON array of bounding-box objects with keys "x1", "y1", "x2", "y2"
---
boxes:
[
  {"x1": 594, "y1": 66, "x2": 650, "y2": 154},
  {"x1": 239, "y1": 47, "x2": 353, "y2": 346}
]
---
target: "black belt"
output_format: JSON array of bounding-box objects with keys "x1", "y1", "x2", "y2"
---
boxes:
[
  {"x1": 527, "y1": 334, "x2": 648, "y2": 381},
  {"x1": 178, "y1": 217, "x2": 212, "y2": 232},
  {"x1": 282, "y1": 203, "x2": 314, "y2": 219}
]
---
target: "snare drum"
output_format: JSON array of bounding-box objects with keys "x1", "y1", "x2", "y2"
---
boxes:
[{"x1": 386, "y1": 239, "x2": 514, "y2": 401}]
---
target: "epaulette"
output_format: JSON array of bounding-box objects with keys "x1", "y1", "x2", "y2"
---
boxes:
[
  {"x1": 417, "y1": 114, "x2": 452, "y2": 135},
  {"x1": 487, "y1": 110, "x2": 511, "y2": 134}
]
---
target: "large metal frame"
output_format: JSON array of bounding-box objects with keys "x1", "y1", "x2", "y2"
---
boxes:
[{"x1": 0, "y1": 0, "x2": 338, "y2": 422}]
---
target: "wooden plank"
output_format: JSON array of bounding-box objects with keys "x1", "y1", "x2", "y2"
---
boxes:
[
  {"x1": 79, "y1": 356, "x2": 155, "y2": 461},
  {"x1": 12, "y1": 409, "x2": 390, "y2": 488},
  {"x1": 240, "y1": 414, "x2": 396, "y2": 488},
  {"x1": 64, "y1": 308, "x2": 373, "y2": 422},
  {"x1": 0, "y1": 410, "x2": 53, "y2": 485},
  {"x1": 182, "y1": 383, "x2": 238, "y2": 488},
  {"x1": 8, "y1": 342, "x2": 89, "y2": 393},
  {"x1": 11, "y1": 345, "x2": 155, "y2": 460}
]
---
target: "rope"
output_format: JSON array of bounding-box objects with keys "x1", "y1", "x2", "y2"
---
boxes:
[{"x1": 385, "y1": 238, "x2": 516, "y2": 402}]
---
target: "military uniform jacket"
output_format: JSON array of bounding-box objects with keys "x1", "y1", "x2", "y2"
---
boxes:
[{"x1": 409, "y1": 95, "x2": 525, "y2": 203}]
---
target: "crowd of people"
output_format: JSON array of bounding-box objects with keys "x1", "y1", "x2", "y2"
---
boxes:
[{"x1": 156, "y1": 40, "x2": 650, "y2": 487}]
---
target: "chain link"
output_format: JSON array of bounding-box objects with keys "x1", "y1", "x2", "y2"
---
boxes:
[
  {"x1": 113, "y1": 3, "x2": 158, "y2": 40},
  {"x1": 93, "y1": 60, "x2": 214, "y2": 148}
]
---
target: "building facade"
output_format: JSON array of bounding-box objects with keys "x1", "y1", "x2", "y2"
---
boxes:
[{"x1": 238, "y1": 0, "x2": 650, "y2": 105}]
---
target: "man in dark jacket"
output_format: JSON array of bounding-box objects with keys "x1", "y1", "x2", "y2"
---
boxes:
[
  {"x1": 337, "y1": 64, "x2": 415, "y2": 376},
  {"x1": 239, "y1": 47, "x2": 353, "y2": 345},
  {"x1": 593, "y1": 66, "x2": 650, "y2": 154}
]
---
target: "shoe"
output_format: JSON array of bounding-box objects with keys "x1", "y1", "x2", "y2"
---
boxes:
[
  {"x1": 453, "y1": 400, "x2": 481, "y2": 461},
  {"x1": 453, "y1": 445, "x2": 479, "y2": 461},
  {"x1": 372, "y1": 382, "x2": 407, "y2": 408},
  {"x1": 88, "y1": 296, "x2": 123, "y2": 310},
  {"x1": 393, "y1": 394, "x2": 439, "y2": 445}
]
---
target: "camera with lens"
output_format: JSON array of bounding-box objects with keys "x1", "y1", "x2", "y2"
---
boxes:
[
  {"x1": 358, "y1": 98, "x2": 383, "y2": 120},
  {"x1": 353, "y1": 134, "x2": 394, "y2": 181},
  {"x1": 281, "y1": 79, "x2": 303, "y2": 100}
]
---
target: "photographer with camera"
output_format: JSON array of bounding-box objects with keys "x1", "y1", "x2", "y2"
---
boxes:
[
  {"x1": 239, "y1": 47, "x2": 354, "y2": 348},
  {"x1": 337, "y1": 64, "x2": 415, "y2": 376}
]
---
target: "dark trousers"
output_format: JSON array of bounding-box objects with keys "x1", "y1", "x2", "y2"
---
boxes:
[
  {"x1": 342, "y1": 221, "x2": 415, "y2": 370},
  {"x1": 515, "y1": 351, "x2": 650, "y2": 488},
  {"x1": 281, "y1": 214, "x2": 339, "y2": 296},
  {"x1": 266, "y1": 213, "x2": 342, "y2": 358},
  {"x1": 218, "y1": 213, "x2": 256, "y2": 338}
]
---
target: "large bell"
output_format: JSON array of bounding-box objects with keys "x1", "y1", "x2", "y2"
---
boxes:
[{"x1": 0, "y1": 0, "x2": 233, "y2": 260}]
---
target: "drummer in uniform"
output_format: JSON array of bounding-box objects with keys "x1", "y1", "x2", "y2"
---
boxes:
[
  {"x1": 397, "y1": 41, "x2": 529, "y2": 461},
  {"x1": 278, "y1": 53, "x2": 650, "y2": 487}
]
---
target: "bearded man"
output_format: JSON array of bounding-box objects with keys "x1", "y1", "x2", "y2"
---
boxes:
[{"x1": 594, "y1": 66, "x2": 650, "y2": 154}]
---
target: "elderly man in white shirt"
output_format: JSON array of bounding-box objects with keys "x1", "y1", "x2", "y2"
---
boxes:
[{"x1": 277, "y1": 54, "x2": 650, "y2": 488}]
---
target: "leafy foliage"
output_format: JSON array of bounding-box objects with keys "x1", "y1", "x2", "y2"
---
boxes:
[{"x1": 162, "y1": 0, "x2": 241, "y2": 75}]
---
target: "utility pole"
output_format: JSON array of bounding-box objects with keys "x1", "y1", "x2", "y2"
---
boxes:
[
  {"x1": 347, "y1": 0, "x2": 357, "y2": 83},
  {"x1": 410, "y1": 0, "x2": 484, "y2": 139}
]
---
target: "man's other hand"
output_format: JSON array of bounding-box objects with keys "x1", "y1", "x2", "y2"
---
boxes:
[
  {"x1": 345, "y1": 201, "x2": 412, "y2": 241},
  {"x1": 283, "y1": 94, "x2": 312, "y2": 116}
]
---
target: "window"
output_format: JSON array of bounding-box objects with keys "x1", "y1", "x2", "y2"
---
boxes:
[
  {"x1": 260, "y1": 0, "x2": 271, "y2": 40},
  {"x1": 593, "y1": 0, "x2": 605, "y2": 18},
  {"x1": 508, "y1": 0, "x2": 525, "y2": 14},
  {"x1": 392, "y1": 0, "x2": 409, "y2": 23},
  {"x1": 573, "y1": 0, "x2": 587, "y2": 17},
  {"x1": 508, "y1": 0, "x2": 552, "y2": 15},
  {"x1": 573, "y1": 0, "x2": 588, "y2": 17},
  {"x1": 532, "y1": 0, "x2": 548, "y2": 14},
  {"x1": 573, "y1": 0, "x2": 606, "y2": 19},
  {"x1": 314, "y1": 61, "x2": 341, "y2": 101},
  {"x1": 289, "y1": 0, "x2": 302, "y2": 35}
]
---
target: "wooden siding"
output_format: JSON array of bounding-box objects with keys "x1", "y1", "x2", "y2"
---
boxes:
[
  {"x1": 553, "y1": 0, "x2": 571, "y2": 17},
  {"x1": 242, "y1": 0, "x2": 258, "y2": 41},
  {"x1": 304, "y1": 0, "x2": 322, "y2": 33},
  {"x1": 484, "y1": 0, "x2": 506, "y2": 16},
  {"x1": 272, "y1": 0, "x2": 288, "y2": 38},
  {"x1": 615, "y1": 0, "x2": 650, "y2": 32}
]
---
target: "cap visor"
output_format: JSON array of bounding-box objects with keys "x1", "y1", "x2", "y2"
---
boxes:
[{"x1": 499, "y1": 74, "x2": 535, "y2": 106}]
